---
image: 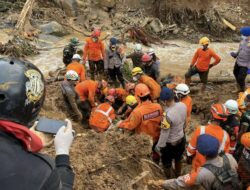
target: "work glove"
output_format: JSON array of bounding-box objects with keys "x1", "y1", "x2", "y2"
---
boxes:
[
  {"x1": 230, "y1": 52, "x2": 238, "y2": 58},
  {"x1": 54, "y1": 119, "x2": 74, "y2": 155},
  {"x1": 147, "y1": 180, "x2": 165, "y2": 189}
]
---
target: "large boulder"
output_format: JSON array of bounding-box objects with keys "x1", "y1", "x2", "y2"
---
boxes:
[
  {"x1": 39, "y1": 21, "x2": 68, "y2": 36},
  {"x1": 53, "y1": 0, "x2": 76, "y2": 16}
]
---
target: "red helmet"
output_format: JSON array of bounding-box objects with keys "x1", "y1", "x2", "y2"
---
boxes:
[
  {"x1": 141, "y1": 54, "x2": 152, "y2": 62},
  {"x1": 105, "y1": 95, "x2": 115, "y2": 104},
  {"x1": 125, "y1": 82, "x2": 135, "y2": 92},
  {"x1": 210, "y1": 104, "x2": 229, "y2": 121},
  {"x1": 135, "y1": 83, "x2": 150, "y2": 98},
  {"x1": 241, "y1": 132, "x2": 250, "y2": 148},
  {"x1": 92, "y1": 29, "x2": 101, "y2": 37},
  {"x1": 108, "y1": 88, "x2": 116, "y2": 96}
]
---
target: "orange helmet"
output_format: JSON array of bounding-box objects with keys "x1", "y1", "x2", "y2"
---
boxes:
[
  {"x1": 92, "y1": 29, "x2": 101, "y2": 37},
  {"x1": 210, "y1": 104, "x2": 229, "y2": 121},
  {"x1": 105, "y1": 95, "x2": 115, "y2": 104},
  {"x1": 241, "y1": 132, "x2": 250, "y2": 148},
  {"x1": 135, "y1": 83, "x2": 150, "y2": 98},
  {"x1": 108, "y1": 88, "x2": 116, "y2": 96},
  {"x1": 125, "y1": 82, "x2": 135, "y2": 92}
]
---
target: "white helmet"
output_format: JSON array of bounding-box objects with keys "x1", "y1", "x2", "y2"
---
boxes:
[
  {"x1": 72, "y1": 54, "x2": 81, "y2": 60},
  {"x1": 175, "y1": 83, "x2": 190, "y2": 95},
  {"x1": 147, "y1": 48, "x2": 155, "y2": 55},
  {"x1": 134, "y1": 44, "x2": 142, "y2": 52},
  {"x1": 65, "y1": 70, "x2": 79, "y2": 81},
  {"x1": 225, "y1": 99, "x2": 238, "y2": 114}
]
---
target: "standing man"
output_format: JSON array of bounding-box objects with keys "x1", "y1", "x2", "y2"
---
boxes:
[
  {"x1": 126, "y1": 43, "x2": 144, "y2": 68},
  {"x1": 83, "y1": 29, "x2": 105, "y2": 80},
  {"x1": 0, "y1": 58, "x2": 75, "y2": 189},
  {"x1": 63, "y1": 37, "x2": 80, "y2": 66},
  {"x1": 185, "y1": 37, "x2": 221, "y2": 93},
  {"x1": 231, "y1": 26, "x2": 250, "y2": 92},
  {"x1": 156, "y1": 87, "x2": 187, "y2": 178},
  {"x1": 104, "y1": 37, "x2": 125, "y2": 87}
]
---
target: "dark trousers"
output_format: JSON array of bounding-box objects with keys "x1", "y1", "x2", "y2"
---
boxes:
[
  {"x1": 108, "y1": 67, "x2": 125, "y2": 87},
  {"x1": 233, "y1": 62, "x2": 248, "y2": 91},
  {"x1": 185, "y1": 66, "x2": 209, "y2": 84},
  {"x1": 89, "y1": 60, "x2": 104, "y2": 80}
]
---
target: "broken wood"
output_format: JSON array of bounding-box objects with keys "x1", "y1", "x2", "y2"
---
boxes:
[
  {"x1": 140, "y1": 159, "x2": 164, "y2": 174},
  {"x1": 222, "y1": 18, "x2": 236, "y2": 31},
  {"x1": 130, "y1": 171, "x2": 150, "y2": 187}
]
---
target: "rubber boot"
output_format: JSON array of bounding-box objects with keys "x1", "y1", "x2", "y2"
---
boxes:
[{"x1": 174, "y1": 161, "x2": 182, "y2": 177}]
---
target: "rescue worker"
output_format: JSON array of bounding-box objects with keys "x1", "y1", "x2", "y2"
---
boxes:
[
  {"x1": 108, "y1": 88, "x2": 127, "y2": 111},
  {"x1": 237, "y1": 87, "x2": 250, "y2": 113},
  {"x1": 132, "y1": 67, "x2": 161, "y2": 100},
  {"x1": 117, "y1": 95, "x2": 138, "y2": 118},
  {"x1": 221, "y1": 100, "x2": 240, "y2": 154},
  {"x1": 141, "y1": 54, "x2": 160, "y2": 82},
  {"x1": 66, "y1": 54, "x2": 86, "y2": 82},
  {"x1": 75, "y1": 79, "x2": 108, "y2": 123},
  {"x1": 89, "y1": 95, "x2": 116, "y2": 133},
  {"x1": 187, "y1": 103, "x2": 230, "y2": 171},
  {"x1": 156, "y1": 87, "x2": 187, "y2": 178},
  {"x1": 148, "y1": 135, "x2": 239, "y2": 190},
  {"x1": 238, "y1": 132, "x2": 250, "y2": 189},
  {"x1": 118, "y1": 84, "x2": 163, "y2": 162},
  {"x1": 83, "y1": 29, "x2": 105, "y2": 80},
  {"x1": 185, "y1": 37, "x2": 221, "y2": 93},
  {"x1": 174, "y1": 83, "x2": 192, "y2": 128},
  {"x1": 231, "y1": 26, "x2": 250, "y2": 92},
  {"x1": 240, "y1": 94, "x2": 250, "y2": 133},
  {"x1": 60, "y1": 70, "x2": 82, "y2": 121},
  {"x1": 126, "y1": 43, "x2": 144, "y2": 68},
  {"x1": 105, "y1": 37, "x2": 125, "y2": 88},
  {"x1": 147, "y1": 48, "x2": 160, "y2": 66},
  {"x1": 0, "y1": 58, "x2": 74, "y2": 189},
  {"x1": 63, "y1": 37, "x2": 79, "y2": 66}
]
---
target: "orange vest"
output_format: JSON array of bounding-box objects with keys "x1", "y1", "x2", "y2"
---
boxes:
[
  {"x1": 89, "y1": 102, "x2": 116, "y2": 133},
  {"x1": 181, "y1": 96, "x2": 192, "y2": 127},
  {"x1": 187, "y1": 124, "x2": 230, "y2": 171},
  {"x1": 66, "y1": 62, "x2": 86, "y2": 82},
  {"x1": 83, "y1": 38, "x2": 105, "y2": 61},
  {"x1": 119, "y1": 101, "x2": 162, "y2": 142},
  {"x1": 139, "y1": 75, "x2": 161, "y2": 100},
  {"x1": 237, "y1": 88, "x2": 250, "y2": 113}
]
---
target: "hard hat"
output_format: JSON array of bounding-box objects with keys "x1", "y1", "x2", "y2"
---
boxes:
[
  {"x1": 210, "y1": 103, "x2": 229, "y2": 121},
  {"x1": 241, "y1": 132, "x2": 250, "y2": 148},
  {"x1": 72, "y1": 54, "x2": 81, "y2": 60},
  {"x1": 225, "y1": 100, "x2": 238, "y2": 114},
  {"x1": 160, "y1": 87, "x2": 174, "y2": 101},
  {"x1": 197, "y1": 134, "x2": 220, "y2": 157},
  {"x1": 126, "y1": 95, "x2": 137, "y2": 106},
  {"x1": 240, "y1": 26, "x2": 250, "y2": 37},
  {"x1": 108, "y1": 88, "x2": 116, "y2": 96},
  {"x1": 141, "y1": 54, "x2": 152, "y2": 62},
  {"x1": 105, "y1": 95, "x2": 115, "y2": 104},
  {"x1": 70, "y1": 37, "x2": 79, "y2": 46},
  {"x1": 110, "y1": 37, "x2": 117, "y2": 45},
  {"x1": 134, "y1": 44, "x2": 142, "y2": 52},
  {"x1": 175, "y1": 83, "x2": 190, "y2": 95},
  {"x1": 132, "y1": 67, "x2": 143, "y2": 76},
  {"x1": 135, "y1": 83, "x2": 150, "y2": 98},
  {"x1": 147, "y1": 48, "x2": 155, "y2": 55},
  {"x1": 125, "y1": 82, "x2": 135, "y2": 92},
  {"x1": 92, "y1": 29, "x2": 101, "y2": 37},
  {"x1": 65, "y1": 70, "x2": 79, "y2": 81},
  {"x1": 0, "y1": 58, "x2": 45, "y2": 127},
  {"x1": 199, "y1": 37, "x2": 210, "y2": 45}
]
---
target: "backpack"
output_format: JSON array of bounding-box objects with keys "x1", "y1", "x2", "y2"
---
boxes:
[{"x1": 203, "y1": 153, "x2": 240, "y2": 190}]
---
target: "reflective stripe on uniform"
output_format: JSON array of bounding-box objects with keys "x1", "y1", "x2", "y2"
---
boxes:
[
  {"x1": 219, "y1": 130, "x2": 227, "y2": 152},
  {"x1": 200, "y1": 125, "x2": 206, "y2": 135},
  {"x1": 95, "y1": 106, "x2": 113, "y2": 123},
  {"x1": 188, "y1": 144, "x2": 196, "y2": 150}
]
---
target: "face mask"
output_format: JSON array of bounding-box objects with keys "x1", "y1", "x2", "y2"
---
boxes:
[
  {"x1": 202, "y1": 45, "x2": 208, "y2": 50},
  {"x1": 111, "y1": 45, "x2": 116, "y2": 51},
  {"x1": 241, "y1": 35, "x2": 247, "y2": 40},
  {"x1": 92, "y1": 37, "x2": 98, "y2": 42},
  {"x1": 133, "y1": 76, "x2": 139, "y2": 82}
]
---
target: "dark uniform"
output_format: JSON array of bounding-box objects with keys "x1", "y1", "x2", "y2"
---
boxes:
[
  {"x1": 144, "y1": 62, "x2": 160, "y2": 81},
  {"x1": 63, "y1": 45, "x2": 77, "y2": 66},
  {"x1": 126, "y1": 52, "x2": 143, "y2": 68}
]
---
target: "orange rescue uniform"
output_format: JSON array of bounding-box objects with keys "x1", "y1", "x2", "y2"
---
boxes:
[
  {"x1": 191, "y1": 48, "x2": 221, "y2": 72},
  {"x1": 237, "y1": 88, "x2": 250, "y2": 113},
  {"x1": 119, "y1": 101, "x2": 162, "y2": 142},
  {"x1": 75, "y1": 80, "x2": 98, "y2": 107},
  {"x1": 187, "y1": 124, "x2": 230, "y2": 171},
  {"x1": 83, "y1": 37, "x2": 105, "y2": 62},
  {"x1": 66, "y1": 62, "x2": 86, "y2": 81},
  {"x1": 89, "y1": 102, "x2": 116, "y2": 132},
  {"x1": 181, "y1": 96, "x2": 192, "y2": 127},
  {"x1": 139, "y1": 75, "x2": 161, "y2": 100},
  {"x1": 115, "y1": 88, "x2": 128, "y2": 101}
]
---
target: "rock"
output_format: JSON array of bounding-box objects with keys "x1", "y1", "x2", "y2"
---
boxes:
[
  {"x1": 183, "y1": 32, "x2": 188, "y2": 37},
  {"x1": 173, "y1": 28, "x2": 180, "y2": 35},
  {"x1": 39, "y1": 21, "x2": 68, "y2": 36},
  {"x1": 98, "y1": 0, "x2": 115, "y2": 8},
  {"x1": 53, "y1": 0, "x2": 76, "y2": 16},
  {"x1": 149, "y1": 18, "x2": 164, "y2": 33}
]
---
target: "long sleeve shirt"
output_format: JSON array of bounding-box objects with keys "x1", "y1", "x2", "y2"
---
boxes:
[{"x1": 236, "y1": 38, "x2": 250, "y2": 68}]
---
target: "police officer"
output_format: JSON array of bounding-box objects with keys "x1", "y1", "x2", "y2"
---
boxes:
[
  {"x1": 0, "y1": 58, "x2": 75, "y2": 189},
  {"x1": 63, "y1": 37, "x2": 80, "y2": 66}
]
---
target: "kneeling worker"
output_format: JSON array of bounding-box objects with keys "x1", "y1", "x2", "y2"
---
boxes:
[{"x1": 89, "y1": 96, "x2": 116, "y2": 133}]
